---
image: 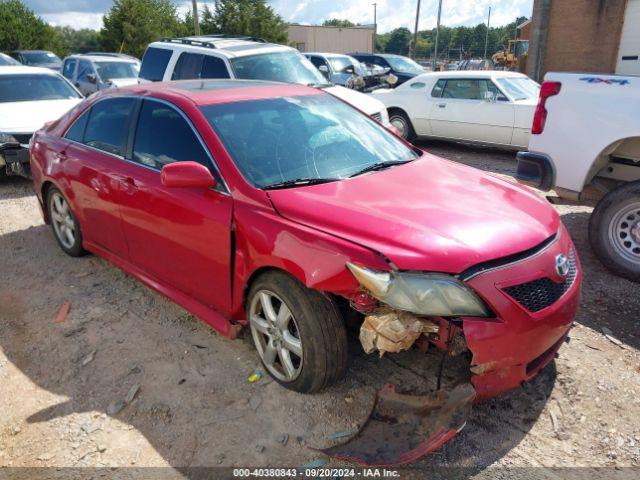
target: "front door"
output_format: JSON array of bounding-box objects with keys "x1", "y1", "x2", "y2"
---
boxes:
[
  {"x1": 116, "y1": 99, "x2": 233, "y2": 314},
  {"x1": 429, "y1": 78, "x2": 514, "y2": 145}
]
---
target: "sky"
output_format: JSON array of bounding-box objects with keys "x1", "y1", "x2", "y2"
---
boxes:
[{"x1": 25, "y1": 0, "x2": 533, "y2": 33}]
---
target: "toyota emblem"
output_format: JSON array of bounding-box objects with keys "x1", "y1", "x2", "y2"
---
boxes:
[{"x1": 555, "y1": 254, "x2": 570, "y2": 277}]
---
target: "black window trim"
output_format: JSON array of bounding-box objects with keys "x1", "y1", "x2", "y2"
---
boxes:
[{"x1": 127, "y1": 96, "x2": 230, "y2": 195}]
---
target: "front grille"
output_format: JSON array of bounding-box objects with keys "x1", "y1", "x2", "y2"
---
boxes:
[
  {"x1": 371, "y1": 112, "x2": 382, "y2": 123},
  {"x1": 503, "y1": 249, "x2": 577, "y2": 313},
  {"x1": 12, "y1": 133, "x2": 32, "y2": 145}
]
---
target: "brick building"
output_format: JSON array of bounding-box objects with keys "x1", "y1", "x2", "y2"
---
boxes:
[{"x1": 527, "y1": 0, "x2": 640, "y2": 81}]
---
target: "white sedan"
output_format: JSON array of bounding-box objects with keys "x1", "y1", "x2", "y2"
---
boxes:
[
  {"x1": 0, "y1": 66, "x2": 83, "y2": 177},
  {"x1": 372, "y1": 70, "x2": 540, "y2": 149}
]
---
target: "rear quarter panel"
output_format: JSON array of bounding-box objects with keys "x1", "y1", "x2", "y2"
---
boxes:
[{"x1": 527, "y1": 73, "x2": 640, "y2": 192}]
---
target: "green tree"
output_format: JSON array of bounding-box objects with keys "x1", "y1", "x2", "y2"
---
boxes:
[
  {"x1": 0, "y1": 0, "x2": 65, "y2": 56},
  {"x1": 55, "y1": 26, "x2": 100, "y2": 54},
  {"x1": 323, "y1": 19, "x2": 355, "y2": 28},
  {"x1": 384, "y1": 27, "x2": 411, "y2": 55},
  {"x1": 200, "y1": 0, "x2": 288, "y2": 44},
  {"x1": 99, "y1": 0, "x2": 186, "y2": 58}
]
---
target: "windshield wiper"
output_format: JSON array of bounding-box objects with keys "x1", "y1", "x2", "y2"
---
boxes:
[
  {"x1": 262, "y1": 177, "x2": 340, "y2": 190},
  {"x1": 349, "y1": 159, "x2": 414, "y2": 178}
]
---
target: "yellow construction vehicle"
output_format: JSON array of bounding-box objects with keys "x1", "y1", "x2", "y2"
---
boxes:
[{"x1": 492, "y1": 39, "x2": 529, "y2": 70}]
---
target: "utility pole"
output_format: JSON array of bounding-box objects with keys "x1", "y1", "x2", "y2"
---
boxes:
[
  {"x1": 484, "y1": 6, "x2": 491, "y2": 59},
  {"x1": 372, "y1": 3, "x2": 377, "y2": 53},
  {"x1": 433, "y1": 0, "x2": 443, "y2": 69},
  {"x1": 192, "y1": 0, "x2": 200, "y2": 36},
  {"x1": 410, "y1": 0, "x2": 421, "y2": 59}
]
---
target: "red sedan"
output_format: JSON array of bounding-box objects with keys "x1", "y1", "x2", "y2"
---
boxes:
[{"x1": 30, "y1": 80, "x2": 581, "y2": 465}]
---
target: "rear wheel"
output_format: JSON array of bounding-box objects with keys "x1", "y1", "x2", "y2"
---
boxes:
[
  {"x1": 388, "y1": 110, "x2": 416, "y2": 142},
  {"x1": 589, "y1": 182, "x2": 640, "y2": 282},
  {"x1": 47, "y1": 187, "x2": 86, "y2": 257},
  {"x1": 247, "y1": 271, "x2": 347, "y2": 393}
]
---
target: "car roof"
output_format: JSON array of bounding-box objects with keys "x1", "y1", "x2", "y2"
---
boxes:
[
  {"x1": 13, "y1": 50, "x2": 52, "y2": 54},
  {"x1": 149, "y1": 36, "x2": 293, "y2": 59},
  {"x1": 412, "y1": 70, "x2": 529, "y2": 80},
  {"x1": 0, "y1": 66, "x2": 60, "y2": 75},
  {"x1": 65, "y1": 54, "x2": 137, "y2": 63},
  {"x1": 305, "y1": 52, "x2": 351, "y2": 59},
  {"x1": 108, "y1": 79, "x2": 323, "y2": 106}
]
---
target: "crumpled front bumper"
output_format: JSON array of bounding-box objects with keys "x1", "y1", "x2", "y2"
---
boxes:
[
  {"x1": 462, "y1": 224, "x2": 582, "y2": 400},
  {"x1": 0, "y1": 143, "x2": 30, "y2": 177}
]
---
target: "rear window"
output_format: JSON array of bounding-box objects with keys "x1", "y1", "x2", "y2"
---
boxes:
[
  {"x1": 139, "y1": 47, "x2": 172, "y2": 82},
  {"x1": 172, "y1": 52, "x2": 231, "y2": 80},
  {"x1": 84, "y1": 98, "x2": 136, "y2": 156}
]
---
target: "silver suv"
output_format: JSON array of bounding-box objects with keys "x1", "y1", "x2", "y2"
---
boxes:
[
  {"x1": 139, "y1": 35, "x2": 389, "y2": 124},
  {"x1": 61, "y1": 54, "x2": 140, "y2": 96}
]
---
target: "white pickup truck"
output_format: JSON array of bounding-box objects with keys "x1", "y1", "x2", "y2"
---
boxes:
[{"x1": 517, "y1": 72, "x2": 640, "y2": 282}]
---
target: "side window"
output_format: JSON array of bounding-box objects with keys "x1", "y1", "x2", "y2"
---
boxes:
[
  {"x1": 172, "y1": 52, "x2": 204, "y2": 80},
  {"x1": 373, "y1": 56, "x2": 389, "y2": 67},
  {"x1": 442, "y1": 79, "x2": 483, "y2": 100},
  {"x1": 431, "y1": 79, "x2": 446, "y2": 97},
  {"x1": 64, "y1": 109, "x2": 90, "y2": 142},
  {"x1": 132, "y1": 100, "x2": 210, "y2": 170},
  {"x1": 84, "y1": 98, "x2": 136, "y2": 156},
  {"x1": 62, "y1": 59, "x2": 76, "y2": 80},
  {"x1": 77, "y1": 60, "x2": 94, "y2": 82},
  {"x1": 201, "y1": 56, "x2": 230, "y2": 79},
  {"x1": 485, "y1": 80, "x2": 508, "y2": 101},
  {"x1": 139, "y1": 47, "x2": 173, "y2": 82},
  {"x1": 308, "y1": 56, "x2": 324, "y2": 68}
]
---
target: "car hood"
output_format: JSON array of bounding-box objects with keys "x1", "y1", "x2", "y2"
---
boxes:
[
  {"x1": 323, "y1": 85, "x2": 385, "y2": 116},
  {"x1": 106, "y1": 77, "x2": 139, "y2": 88},
  {"x1": 0, "y1": 99, "x2": 82, "y2": 133},
  {"x1": 267, "y1": 153, "x2": 559, "y2": 273}
]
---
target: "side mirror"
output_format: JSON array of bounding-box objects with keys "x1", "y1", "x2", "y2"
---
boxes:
[
  {"x1": 318, "y1": 64, "x2": 329, "y2": 73},
  {"x1": 86, "y1": 73, "x2": 97, "y2": 84},
  {"x1": 345, "y1": 65, "x2": 355, "y2": 74},
  {"x1": 483, "y1": 91, "x2": 495, "y2": 102},
  {"x1": 161, "y1": 161, "x2": 216, "y2": 189}
]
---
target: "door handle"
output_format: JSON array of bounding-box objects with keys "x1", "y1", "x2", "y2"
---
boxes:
[
  {"x1": 437, "y1": 103, "x2": 446, "y2": 108},
  {"x1": 124, "y1": 176, "x2": 137, "y2": 187},
  {"x1": 54, "y1": 150, "x2": 67, "y2": 162}
]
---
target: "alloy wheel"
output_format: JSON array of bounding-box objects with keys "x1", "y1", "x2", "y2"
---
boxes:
[
  {"x1": 249, "y1": 290, "x2": 303, "y2": 382},
  {"x1": 50, "y1": 192, "x2": 76, "y2": 250}
]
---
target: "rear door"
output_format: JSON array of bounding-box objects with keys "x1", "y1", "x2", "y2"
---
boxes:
[
  {"x1": 61, "y1": 98, "x2": 136, "y2": 258},
  {"x1": 429, "y1": 78, "x2": 514, "y2": 145},
  {"x1": 115, "y1": 98, "x2": 233, "y2": 314}
]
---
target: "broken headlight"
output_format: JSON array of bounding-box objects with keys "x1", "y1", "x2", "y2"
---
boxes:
[{"x1": 346, "y1": 263, "x2": 492, "y2": 317}]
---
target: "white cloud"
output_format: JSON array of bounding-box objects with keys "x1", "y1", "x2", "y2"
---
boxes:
[
  {"x1": 41, "y1": 11, "x2": 104, "y2": 30},
  {"x1": 272, "y1": 0, "x2": 532, "y2": 32}
]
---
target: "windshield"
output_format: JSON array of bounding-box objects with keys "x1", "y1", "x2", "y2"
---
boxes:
[
  {"x1": 384, "y1": 55, "x2": 423, "y2": 73},
  {"x1": 327, "y1": 56, "x2": 354, "y2": 74},
  {"x1": 95, "y1": 61, "x2": 138, "y2": 80},
  {"x1": 200, "y1": 94, "x2": 418, "y2": 188},
  {"x1": 231, "y1": 51, "x2": 328, "y2": 86},
  {"x1": 0, "y1": 54, "x2": 19, "y2": 66},
  {"x1": 496, "y1": 77, "x2": 540, "y2": 101},
  {"x1": 0, "y1": 74, "x2": 81, "y2": 102},
  {"x1": 21, "y1": 51, "x2": 61, "y2": 66}
]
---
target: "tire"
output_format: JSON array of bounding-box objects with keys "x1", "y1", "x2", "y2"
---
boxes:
[
  {"x1": 589, "y1": 182, "x2": 640, "y2": 282},
  {"x1": 388, "y1": 110, "x2": 416, "y2": 142},
  {"x1": 47, "y1": 187, "x2": 86, "y2": 257},
  {"x1": 247, "y1": 271, "x2": 348, "y2": 393}
]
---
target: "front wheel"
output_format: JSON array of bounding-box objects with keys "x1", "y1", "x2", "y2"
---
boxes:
[
  {"x1": 47, "y1": 187, "x2": 86, "y2": 257},
  {"x1": 388, "y1": 110, "x2": 416, "y2": 142},
  {"x1": 247, "y1": 271, "x2": 348, "y2": 393},
  {"x1": 589, "y1": 182, "x2": 640, "y2": 282}
]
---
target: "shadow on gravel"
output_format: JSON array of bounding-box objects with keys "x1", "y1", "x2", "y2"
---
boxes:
[
  {"x1": 561, "y1": 211, "x2": 640, "y2": 351},
  {"x1": 0, "y1": 223, "x2": 555, "y2": 477},
  {"x1": 0, "y1": 175, "x2": 34, "y2": 199}
]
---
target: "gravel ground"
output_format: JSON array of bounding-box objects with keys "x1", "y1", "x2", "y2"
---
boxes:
[{"x1": 0, "y1": 141, "x2": 639, "y2": 479}]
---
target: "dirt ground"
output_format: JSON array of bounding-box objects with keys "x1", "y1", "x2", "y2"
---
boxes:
[{"x1": 1, "y1": 141, "x2": 639, "y2": 479}]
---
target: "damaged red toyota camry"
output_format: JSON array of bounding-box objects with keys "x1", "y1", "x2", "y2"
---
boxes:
[{"x1": 30, "y1": 80, "x2": 581, "y2": 466}]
